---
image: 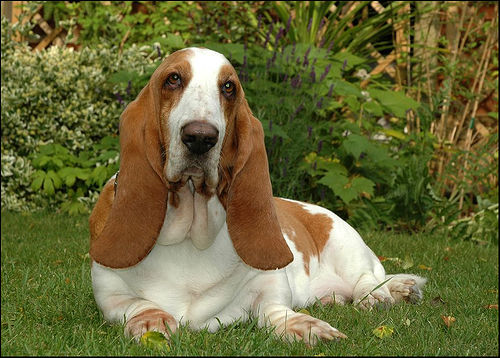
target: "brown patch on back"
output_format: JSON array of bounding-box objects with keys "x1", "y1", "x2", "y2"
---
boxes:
[{"x1": 274, "y1": 198, "x2": 333, "y2": 275}]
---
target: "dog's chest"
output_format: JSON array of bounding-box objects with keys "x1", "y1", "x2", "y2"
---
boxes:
[{"x1": 115, "y1": 227, "x2": 256, "y2": 324}]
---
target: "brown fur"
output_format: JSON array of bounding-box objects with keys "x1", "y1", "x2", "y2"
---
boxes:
[{"x1": 274, "y1": 198, "x2": 333, "y2": 274}]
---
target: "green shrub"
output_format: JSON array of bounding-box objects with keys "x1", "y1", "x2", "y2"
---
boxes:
[{"x1": 0, "y1": 16, "x2": 158, "y2": 212}]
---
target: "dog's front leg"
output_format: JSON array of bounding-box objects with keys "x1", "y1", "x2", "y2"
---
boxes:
[
  {"x1": 91, "y1": 262, "x2": 177, "y2": 341},
  {"x1": 251, "y1": 273, "x2": 347, "y2": 346}
]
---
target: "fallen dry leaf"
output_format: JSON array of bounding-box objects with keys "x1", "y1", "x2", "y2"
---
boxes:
[
  {"x1": 484, "y1": 304, "x2": 498, "y2": 310},
  {"x1": 441, "y1": 315, "x2": 456, "y2": 328},
  {"x1": 372, "y1": 325, "x2": 394, "y2": 339},
  {"x1": 418, "y1": 264, "x2": 432, "y2": 271},
  {"x1": 378, "y1": 256, "x2": 387, "y2": 262}
]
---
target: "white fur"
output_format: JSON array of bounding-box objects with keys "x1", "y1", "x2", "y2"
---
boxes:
[
  {"x1": 165, "y1": 48, "x2": 228, "y2": 188},
  {"x1": 91, "y1": 49, "x2": 426, "y2": 344}
]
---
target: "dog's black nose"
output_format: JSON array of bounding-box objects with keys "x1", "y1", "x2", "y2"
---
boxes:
[{"x1": 181, "y1": 121, "x2": 219, "y2": 155}]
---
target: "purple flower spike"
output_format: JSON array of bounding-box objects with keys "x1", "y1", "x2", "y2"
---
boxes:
[
  {"x1": 316, "y1": 97, "x2": 323, "y2": 108},
  {"x1": 275, "y1": 27, "x2": 284, "y2": 47},
  {"x1": 156, "y1": 45, "x2": 162, "y2": 58},
  {"x1": 296, "y1": 56, "x2": 301, "y2": 65},
  {"x1": 291, "y1": 74, "x2": 302, "y2": 89},
  {"x1": 285, "y1": 15, "x2": 292, "y2": 34},
  {"x1": 291, "y1": 42, "x2": 296, "y2": 56},
  {"x1": 320, "y1": 63, "x2": 332, "y2": 82},
  {"x1": 271, "y1": 52, "x2": 277, "y2": 65},
  {"x1": 307, "y1": 18, "x2": 313, "y2": 32},
  {"x1": 342, "y1": 59, "x2": 348, "y2": 71},
  {"x1": 319, "y1": 18, "x2": 325, "y2": 32},
  {"x1": 317, "y1": 140, "x2": 323, "y2": 153},
  {"x1": 257, "y1": 14, "x2": 262, "y2": 29},
  {"x1": 264, "y1": 23, "x2": 274, "y2": 47},
  {"x1": 126, "y1": 80, "x2": 132, "y2": 96},
  {"x1": 310, "y1": 66, "x2": 316, "y2": 83},
  {"x1": 319, "y1": 37, "x2": 326, "y2": 48},
  {"x1": 308, "y1": 126, "x2": 313, "y2": 138},
  {"x1": 304, "y1": 46, "x2": 311, "y2": 60},
  {"x1": 327, "y1": 40, "x2": 334, "y2": 52},
  {"x1": 114, "y1": 92, "x2": 124, "y2": 106},
  {"x1": 283, "y1": 73, "x2": 288, "y2": 82},
  {"x1": 327, "y1": 83, "x2": 334, "y2": 97}
]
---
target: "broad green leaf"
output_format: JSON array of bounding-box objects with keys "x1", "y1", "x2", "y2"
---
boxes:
[
  {"x1": 32, "y1": 155, "x2": 50, "y2": 168},
  {"x1": 65, "y1": 175, "x2": 76, "y2": 187},
  {"x1": 140, "y1": 331, "x2": 170, "y2": 351},
  {"x1": 318, "y1": 172, "x2": 359, "y2": 203},
  {"x1": 331, "y1": 52, "x2": 367, "y2": 70},
  {"x1": 351, "y1": 177, "x2": 375, "y2": 197},
  {"x1": 31, "y1": 173, "x2": 45, "y2": 191},
  {"x1": 75, "y1": 168, "x2": 91, "y2": 180},
  {"x1": 43, "y1": 176, "x2": 55, "y2": 196},
  {"x1": 341, "y1": 134, "x2": 371, "y2": 159},
  {"x1": 46, "y1": 170, "x2": 62, "y2": 189},
  {"x1": 364, "y1": 100, "x2": 384, "y2": 116},
  {"x1": 332, "y1": 79, "x2": 362, "y2": 97},
  {"x1": 369, "y1": 89, "x2": 420, "y2": 118}
]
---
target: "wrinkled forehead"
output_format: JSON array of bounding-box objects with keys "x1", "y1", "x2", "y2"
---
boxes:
[{"x1": 185, "y1": 47, "x2": 232, "y2": 78}]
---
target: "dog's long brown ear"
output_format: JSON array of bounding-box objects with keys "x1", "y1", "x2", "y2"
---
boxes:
[
  {"x1": 224, "y1": 99, "x2": 294, "y2": 270},
  {"x1": 89, "y1": 84, "x2": 167, "y2": 269}
]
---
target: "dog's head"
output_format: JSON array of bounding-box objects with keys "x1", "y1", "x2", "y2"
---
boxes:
[{"x1": 89, "y1": 48, "x2": 293, "y2": 270}]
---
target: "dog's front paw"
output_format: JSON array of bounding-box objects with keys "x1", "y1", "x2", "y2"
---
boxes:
[
  {"x1": 280, "y1": 313, "x2": 347, "y2": 346},
  {"x1": 125, "y1": 308, "x2": 178, "y2": 341}
]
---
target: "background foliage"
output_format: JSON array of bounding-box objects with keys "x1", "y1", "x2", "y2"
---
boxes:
[{"x1": 1, "y1": 1, "x2": 497, "y2": 243}]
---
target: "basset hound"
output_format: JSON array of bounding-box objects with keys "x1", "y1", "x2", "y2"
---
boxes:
[{"x1": 89, "y1": 47, "x2": 426, "y2": 345}]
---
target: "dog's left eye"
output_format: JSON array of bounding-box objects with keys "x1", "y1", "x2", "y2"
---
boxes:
[
  {"x1": 165, "y1": 73, "x2": 181, "y2": 89},
  {"x1": 222, "y1": 81, "x2": 235, "y2": 98}
]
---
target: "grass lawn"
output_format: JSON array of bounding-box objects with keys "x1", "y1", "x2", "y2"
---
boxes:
[{"x1": 1, "y1": 209, "x2": 498, "y2": 356}]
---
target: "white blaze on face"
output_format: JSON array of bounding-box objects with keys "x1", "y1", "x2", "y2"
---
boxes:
[{"x1": 166, "y1": 48, "x2": 230, "y2": 187}]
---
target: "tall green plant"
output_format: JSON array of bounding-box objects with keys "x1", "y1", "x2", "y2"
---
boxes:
[{"x1": 272, "y1": 1, "x2": 409, "y2": 56}]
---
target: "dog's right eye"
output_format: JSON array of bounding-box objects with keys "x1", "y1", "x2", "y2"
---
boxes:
[{"x1": 165, "y1": 73, "x2": 181, "y2": 89}]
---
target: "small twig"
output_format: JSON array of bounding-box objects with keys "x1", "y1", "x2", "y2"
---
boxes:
[{"x1": 119, "y1": 28, "x2": 131, "y2": 55}]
